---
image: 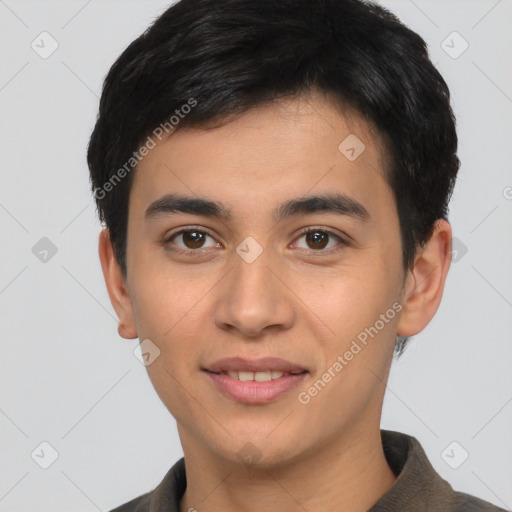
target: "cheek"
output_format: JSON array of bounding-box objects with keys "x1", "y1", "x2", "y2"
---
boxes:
[
  {"x1": 132, "y1": 276, "x2": 208, "y2": 421},
  {"x1": 299, "y1": 276, "x2": 400, "y2": 412},
  {"x1": 144, "y1": 358, "x2": 204, "y2": 429},
  {"x1": 296, "y1": 260, "x2": 401, "y2": 345},
  {"x1": 129, "y1": 260, "x2": 206, "y2": 339}
]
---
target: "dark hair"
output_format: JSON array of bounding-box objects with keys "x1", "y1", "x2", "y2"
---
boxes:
[{"x1": 87, "y1": 0, "x2": 460, "y2": 356}]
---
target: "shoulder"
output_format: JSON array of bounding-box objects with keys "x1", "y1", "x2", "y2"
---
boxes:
[
  {"x1": 107, "y1": 457, "x2": 186, "y2": 512},
  {"x1": 375, "y1": 430, "x2": 508, "y2": 512},
  {"x1": 450, "y1": 490, "x2": 508, "y2": 512},
  {"x1": 108, "y1": 492, "x2": 152, "y2": 512}
]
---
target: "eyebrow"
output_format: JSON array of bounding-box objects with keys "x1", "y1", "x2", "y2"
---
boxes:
[{"x1": 144, "y1": 193, "x2": 370, "y2": 223}]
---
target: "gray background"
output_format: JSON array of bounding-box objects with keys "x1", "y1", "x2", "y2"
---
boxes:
[{"x1": 0, "y1": 0, "x2": 511, "y2": 510}]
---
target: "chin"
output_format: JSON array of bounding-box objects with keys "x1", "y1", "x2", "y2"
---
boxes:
[{"x1": 209, "y1": 429, "x2": 307, "y2": 470}]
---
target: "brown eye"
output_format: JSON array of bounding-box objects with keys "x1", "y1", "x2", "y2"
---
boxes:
[
  {"x1": 305, "y1": 231, "x2": 329, "y2": 250},
  {"x1": 166, "y1": 229, "x2": 219, "y2": 252},
  {"x1": 180, "y1": 230, "x2": 207, "y2": 249},
  {"x1": 294, "y1": 228, "x2": 345, "y2": 252}
]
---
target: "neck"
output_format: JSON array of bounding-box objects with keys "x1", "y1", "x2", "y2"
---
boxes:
[{"x1": 178, "y1": 422, "x2": 396, "y2": 512}]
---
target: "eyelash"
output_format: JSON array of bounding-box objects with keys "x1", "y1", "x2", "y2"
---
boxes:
[{"x1": 162, "y1": 225, "x2": 349, "y2": 257}]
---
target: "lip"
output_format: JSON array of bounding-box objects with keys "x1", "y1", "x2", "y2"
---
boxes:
[{"x1": 203, "y1": 357, "x2": 308, "y2": 404}]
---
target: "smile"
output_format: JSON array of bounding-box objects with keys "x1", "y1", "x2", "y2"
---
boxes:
[
  {"x1": 203, "y1": 358, "x2": 308, "y2": 403},
  {"x1": 215, "y1": 370, "x2": 304, "y2": 381}
]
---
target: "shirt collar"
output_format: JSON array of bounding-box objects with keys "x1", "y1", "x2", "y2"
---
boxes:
[{"x1": 368, "y1": 429, "x2": 454, "y2": 511}]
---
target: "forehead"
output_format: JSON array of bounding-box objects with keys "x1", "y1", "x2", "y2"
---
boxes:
[{"x1": 129, "y1": 91, "x2": 395, "y2": 225}]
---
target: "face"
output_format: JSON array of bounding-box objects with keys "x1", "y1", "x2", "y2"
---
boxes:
[{"x1": 121, "y1": 92, "x2": 410, "y2": 467}]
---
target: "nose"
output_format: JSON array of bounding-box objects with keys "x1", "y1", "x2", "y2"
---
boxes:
[{"x1": 212, "y1": 246, "x2": 295, "y2": 339}]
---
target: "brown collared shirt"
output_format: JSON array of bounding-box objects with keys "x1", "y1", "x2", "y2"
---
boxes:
[{"x1": 110, "y1": 430, "x2": 507, "y2": 512}]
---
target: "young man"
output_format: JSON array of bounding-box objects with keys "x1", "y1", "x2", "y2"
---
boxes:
[{"x1": 87, "y1": 0, "x2": 506, "y2": 510}]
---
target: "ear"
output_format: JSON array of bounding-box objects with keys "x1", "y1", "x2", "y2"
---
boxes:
[
  {"x1": 397, "y1": 219, "x2": 452, "y2": 337},
  {"x1": 98, "y1": 228, "x2": 138, "y2": 339}
]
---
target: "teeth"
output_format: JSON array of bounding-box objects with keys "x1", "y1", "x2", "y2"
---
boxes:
[
  {"x1": 238, "y1": 371, "x2": 254, "y2": 382},
  {"x1": 223, "y1": 370, "x2": 286, "y2": 381},
  {"x1": 255, "y1": 371, "x2": 272, "y2": 382}
]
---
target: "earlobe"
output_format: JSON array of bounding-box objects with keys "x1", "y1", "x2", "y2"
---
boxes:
[
  {"x1": 98, "y1": 228, "x2": 138, "y2": 340},
  {"x1": 397, "y1": 220, "x2": 452, "y2": 337}
]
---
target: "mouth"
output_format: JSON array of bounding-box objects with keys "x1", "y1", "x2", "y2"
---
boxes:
[
  {"x1": 202, "y1": 357, "x2": 309, "y2": 403},
  {"x1": 206, "y1": 369, "x2": 306, "y2": 382}
]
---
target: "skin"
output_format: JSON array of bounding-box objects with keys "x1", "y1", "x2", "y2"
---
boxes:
[{"x1": 99, "y1": 90, "x2": 452, "y2": 512}]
